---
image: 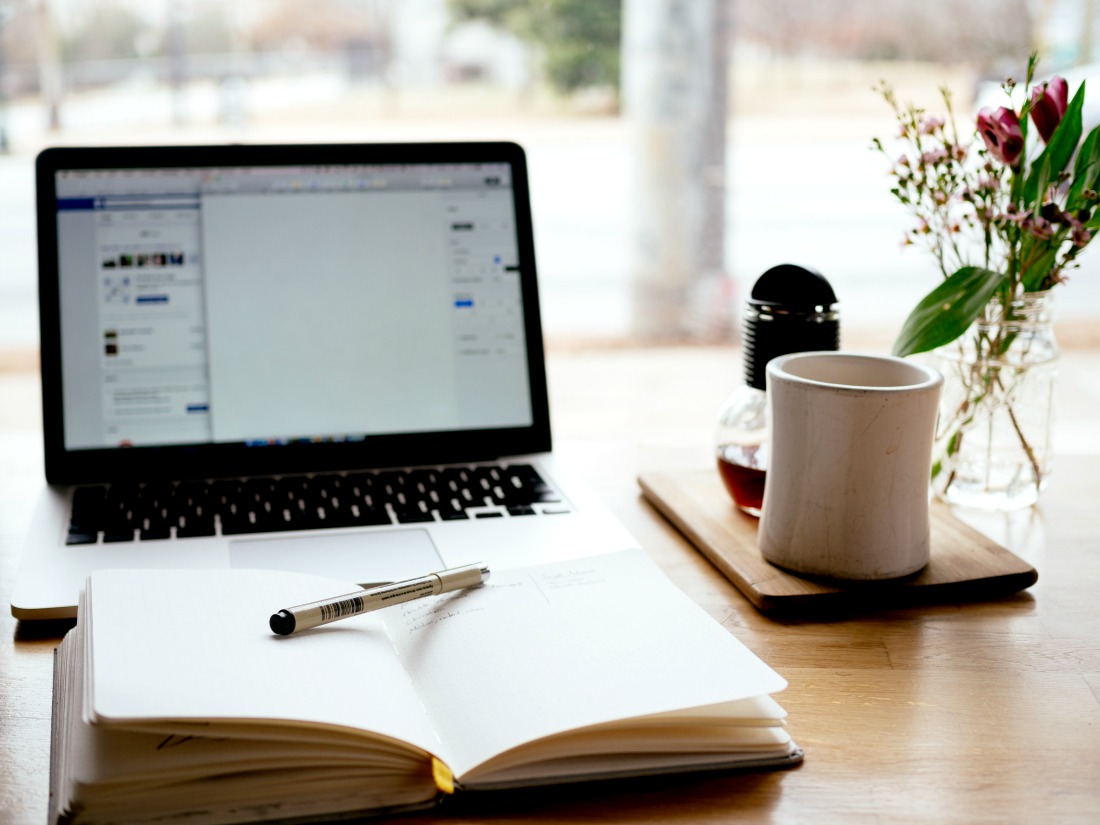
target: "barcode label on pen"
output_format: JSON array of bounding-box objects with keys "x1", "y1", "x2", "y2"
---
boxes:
[{"x1": 320, "y1": 596, "x2": 364, "y2": 622}]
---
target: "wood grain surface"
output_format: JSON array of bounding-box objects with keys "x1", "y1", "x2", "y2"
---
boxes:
[
  {"x1": 2, "y1": 437, "x2": 1099, "y2": 825},
  {"x1": 639, "y1": 469, "x2": 1038, "y2": 615}
]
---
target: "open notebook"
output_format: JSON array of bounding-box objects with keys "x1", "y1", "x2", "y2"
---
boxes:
[
  {"x1": 49, "y1": 550, "x2": 802, "y2": 825},
  {"x1": 14, "y1": 142, "x2": 639, "y2": 619}
]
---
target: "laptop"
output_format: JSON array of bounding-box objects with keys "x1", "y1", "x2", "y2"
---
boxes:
[{"x1": 12, "y1": 142, "x2": 639, "y2": 620}]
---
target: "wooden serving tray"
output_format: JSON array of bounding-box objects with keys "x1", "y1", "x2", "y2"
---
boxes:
[{"x1": 638, "y1": 469, "x2": 1038, "y2": 616}]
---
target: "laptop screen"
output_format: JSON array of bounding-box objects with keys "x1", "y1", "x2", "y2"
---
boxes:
[{"x1": 37, "y1": 144, "x2": 550, "y2": 483}]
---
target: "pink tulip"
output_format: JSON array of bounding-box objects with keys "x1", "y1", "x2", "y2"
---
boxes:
[
  {"x1": 1030, "y1": 76, "x2": 1069, "y2": 143},
  {"x1": 977, "y1": 106, "x2": 1024, "y2": 167}
]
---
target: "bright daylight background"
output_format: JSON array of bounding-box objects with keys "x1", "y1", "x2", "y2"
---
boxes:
[{"x1": 1, "y1": 0, "x2": 1099, "y2": 368}]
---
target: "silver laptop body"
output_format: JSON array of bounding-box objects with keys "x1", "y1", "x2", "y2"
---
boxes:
[{"x1": 13, "y1": 142, "x2": 638, "y2": 620}]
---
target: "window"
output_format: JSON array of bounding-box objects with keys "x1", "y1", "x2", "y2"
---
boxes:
[{"x1": 1, "y1": 0, "x2": 1098, "y2": 358}]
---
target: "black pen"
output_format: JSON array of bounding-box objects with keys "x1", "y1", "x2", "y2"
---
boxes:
[{"x1": 269, "y1": 562, "x2": 490, "y2": 636}]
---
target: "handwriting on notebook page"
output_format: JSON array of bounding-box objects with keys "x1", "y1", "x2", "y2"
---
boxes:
[
  {"x1": 533, "y1": 566, "x2": 607, "y2": 591},
  {"x1": 398, "y1": 587, "x2": 488, "y2": 634}
]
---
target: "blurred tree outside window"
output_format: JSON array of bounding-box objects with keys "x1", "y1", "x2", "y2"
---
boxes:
[{"x1": 448, "y1": 0, "x2": 620, "y2": 98}]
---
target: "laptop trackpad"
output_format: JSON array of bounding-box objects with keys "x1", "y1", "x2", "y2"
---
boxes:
[{"x1": 228, "y1": 529, "x2": 444, "y2": 585}]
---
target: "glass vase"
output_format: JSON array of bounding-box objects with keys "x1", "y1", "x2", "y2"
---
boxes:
[{"x1": 930, "y1": 290, "x2": 1058, "y2": 510}]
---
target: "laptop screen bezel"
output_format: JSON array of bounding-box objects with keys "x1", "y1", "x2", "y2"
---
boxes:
[{"x1": 36, "y1": 142, "x2": 551, "y2": 484}]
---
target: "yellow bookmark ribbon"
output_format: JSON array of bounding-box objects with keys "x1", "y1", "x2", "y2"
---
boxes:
[{"x1": 431, "y1": 757, "x2": 455, "y2": 795}]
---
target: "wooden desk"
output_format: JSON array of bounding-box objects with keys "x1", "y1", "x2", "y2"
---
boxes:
[{"x1": 2, "y1": 438, "x2": 1099, "y2": 824}]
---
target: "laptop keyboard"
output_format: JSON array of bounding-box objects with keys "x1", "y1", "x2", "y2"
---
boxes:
[{"x1": 65, "y1": 464, "x2": 569, "y2": 545}]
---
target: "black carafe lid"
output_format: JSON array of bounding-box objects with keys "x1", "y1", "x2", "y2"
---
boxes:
[{"x1": 743, "y1": 264, "x2": 840, "y2": 390}]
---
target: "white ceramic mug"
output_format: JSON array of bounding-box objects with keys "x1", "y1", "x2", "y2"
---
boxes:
[{"x1": 758, "y1": 352, "x2": 943, "y2": 581}]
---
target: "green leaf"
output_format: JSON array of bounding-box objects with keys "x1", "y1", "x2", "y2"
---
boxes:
[
  {"x1": 892, "y1": 266, "x2": 1009, "y2": 357},
  {"x1": 1067, "y1": 124, "x2": 1100, "y2": 208},
  {"x1": 1031, "y1": 161, "x2": 1052, "y2": 213},
  {"x1": 1024, "y1": 81, "x2": 1085, "y2": 206}
]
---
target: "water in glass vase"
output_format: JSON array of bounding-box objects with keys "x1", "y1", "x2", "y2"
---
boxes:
[{"x1": 931, "y1": 291, "x2": 1058, "y2": 510}]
